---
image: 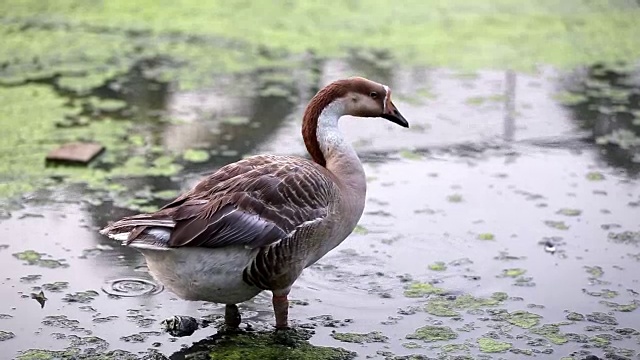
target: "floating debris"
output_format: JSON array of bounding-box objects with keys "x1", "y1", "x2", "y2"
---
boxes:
[
  {"x1": 0, "y1": 330, "x2": 15, "y2": 341},
  {"x1": 45, "y1": 142, "x2": 105, "y2": 166},
  {"x1": 30, "y1": 290, "x2": 47, "y2": 308},
  {"x1": 162, "y1": 315, "x2": 206, "y2": 337}
]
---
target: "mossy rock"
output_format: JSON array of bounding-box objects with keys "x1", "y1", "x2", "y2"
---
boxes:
[{"x1": 172, "y1": 330, "x2": 356, "y2": 360}]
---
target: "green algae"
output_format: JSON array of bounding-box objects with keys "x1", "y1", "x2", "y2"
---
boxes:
[
  {"x1": 477, "y1": 338, "x2": 512, "y2": 353},
  {"x1": 330, "y1": 331, "x2": 388, "y2": 344},
  {"x1": 504, "y1": 310, "x2": 542, "y2": 329},
  {"x1": 530, "y1": 323, "x2": 569, "y2": 345},
  {"x1": 599, "y1": 300, "x2": 638, "y2": 312},
  {"x1": 427, "y1": 261, "x2": 447, "y2": 271},
  {"x1": 586, "y1": 171, "x2": 606, "y2": 181},
  {"x1": 399, "y1": 150, "x2": 422, "y2": 160},
  {"x1": 352, "y1": 225, "x2": 368, "y2": 235},
  {"x1": 566, "y1": 312, "x2": 585, "y2": 321},
  {"x1": 477, "y1": 233, "x2": 495, "y2": 241},
  {"x1": 12, "y1": 250, "x2": 68, "y2": 268},
  {"x1": 424, "y1": 292, "x2": 508, "y2": 317},
  {"x1": 500, "y1": 268, "x2": 526, "y2": 278},
  {"x1": 440, "y1": 343, "x2": 469, "y2": 353},
  {"x1": 585, "y1": 265, "x2": 604, "y2": 278},
  {"x1": 556, "y1": 208, "x2": 582, "y2": 216},
  {"x1": 403, "y1": 282, "x2": 445, "y2": 298},
  {"x1": 405, "y1": 326, "x2": 457, "y2": 342},
  {"x1": 182, "y1": 149, "x2": 210, "y2": 163},
  {"x1": 544, "y1": 220, "x2": 569, "y2": 230}
]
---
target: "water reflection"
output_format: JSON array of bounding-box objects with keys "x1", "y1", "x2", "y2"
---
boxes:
[{"x1": 562, "y1": 63, "x2": 640, "y2": 175}]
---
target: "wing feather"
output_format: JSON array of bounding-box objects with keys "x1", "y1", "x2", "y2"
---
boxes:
[{"x1": 100, "y1": 155, "x2": 337, "y2": 250}]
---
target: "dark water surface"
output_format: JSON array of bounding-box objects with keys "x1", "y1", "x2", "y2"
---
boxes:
[{"x1": 1, "y1": 60, "x2": 639, "y2": 359}]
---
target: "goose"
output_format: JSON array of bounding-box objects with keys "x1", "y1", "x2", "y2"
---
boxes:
[{"x1": 100, "y1": 76, "x2": 409, "y2": 330}]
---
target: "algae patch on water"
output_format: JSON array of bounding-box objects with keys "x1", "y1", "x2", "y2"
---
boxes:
[
  {"x1": 477, "y1": 338, "x2": 512, "y2": 353},
  {"x1": 403, "y1": 282, "x2": 445, "y2": 298},
  {"x1": 330, "y1": 331, "x2": 388, "y2": 344},
  {"x1": 406, "y1": 326, "x2": 458, "y2": 342},
  {"x1": 424, "y1": 292, "x2": 508, "y2": 317}
]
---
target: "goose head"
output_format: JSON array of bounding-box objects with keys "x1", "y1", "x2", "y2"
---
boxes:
[{"x1": 340, "y1": 76, "x2": 409, "y2": 128}]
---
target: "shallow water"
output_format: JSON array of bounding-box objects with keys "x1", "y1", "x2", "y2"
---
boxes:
[{"x1": 1, "y1": 55, "x2": 639, "y2": 359}]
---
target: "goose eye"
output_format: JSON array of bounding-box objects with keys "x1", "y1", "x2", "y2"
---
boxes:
[{"x1": 369, "y1": 91, "x2": 378, "y2": 99}]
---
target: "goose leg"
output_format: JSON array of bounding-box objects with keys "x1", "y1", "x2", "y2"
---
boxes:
[
  {"x1": 224, "y1": 304, "x2": 241, "y2": 329},
  {"x1": 272, "y1": 289, "x2": 290, "y2": 329}
]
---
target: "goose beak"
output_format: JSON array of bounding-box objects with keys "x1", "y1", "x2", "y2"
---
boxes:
[{"x1": 382, "y1": 101, "x2": 409, "y2": 128}]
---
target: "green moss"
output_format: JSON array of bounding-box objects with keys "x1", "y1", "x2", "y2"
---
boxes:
[
  {"x1": 425, "y1": 292, "x2": 508, "y2": 317},
  {"x1": 182, "y1": 149, "x2": 210, "y2": 163},
  {"x1": 477, "y1": 338, "x2": 512, "y2": 353},
  {"x1": 477, "y1": 233, "x2": 495, "y2": 241},
  {"x1": 403, "y1": 282, "x2": 445, "y2": 298},
  {"x1": 330, "y1": 331, "x2": 388, "y2": 344},
  {"x1": 406, "y1": 326, "x2": 457, "y2": 342},
  {"x1": 447, "y1": 194, "x2": 463, "y2": 203},
  {"x1": 428, "y1": 261, "x2": 447, "y2": 271},
  {"x1": 202, "y1": 330, "x2": 355, "y2": 360},
  {"x1": 504, "y1": 310, "x2": 541, "y2": 329}
]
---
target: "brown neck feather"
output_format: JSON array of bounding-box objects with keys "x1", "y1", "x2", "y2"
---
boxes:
[{"x1": 301, "y1": 80, "x2": 351, "y2": 167}]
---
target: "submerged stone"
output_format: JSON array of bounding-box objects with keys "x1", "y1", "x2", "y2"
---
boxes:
[{"x1": 405, "y1": 325, "x2": 457, "y2": 342}]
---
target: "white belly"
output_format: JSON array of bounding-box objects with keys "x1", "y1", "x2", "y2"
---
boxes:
[{"x1": 140, "y1": 246, "x2": 262, "y2": 304}]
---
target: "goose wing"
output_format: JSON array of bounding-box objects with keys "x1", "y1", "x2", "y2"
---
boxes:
[{"x1": 101, "y1": 155, "x2": 337, "y2": 249}]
